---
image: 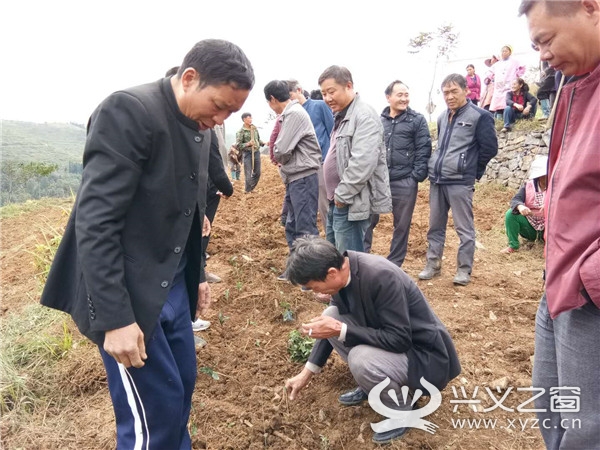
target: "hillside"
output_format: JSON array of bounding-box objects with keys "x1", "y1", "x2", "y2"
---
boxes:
[
  {"x1": 1, "y1": 120, "x2": 86, "y2": 166},
  {"x1": 0, "y1": 159, "x2": 546, "y2": 449}
]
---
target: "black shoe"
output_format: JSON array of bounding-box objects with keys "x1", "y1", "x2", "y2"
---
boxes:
[
  {"x1": 372, "y1": 427, "x2": 408, "y2": 444},
  {"x1": 338, "y1": 387, "x2": 368, "y2": 406}
]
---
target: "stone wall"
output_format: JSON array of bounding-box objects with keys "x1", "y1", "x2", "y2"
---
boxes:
[{"x1": 479, "y1": 128, "x2": 550, "y2": 189}]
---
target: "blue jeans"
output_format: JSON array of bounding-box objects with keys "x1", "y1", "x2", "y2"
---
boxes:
[
  {"x1": 503, "y1": 103, "x2": 537, "y2": 128},
  {"x1": 326, "y1": 201, "x2": 369, "y2": 253},
  {"x1": 533, "y1": 294, "x2": 600, "y2": 449},
  {"x1": 284, "y1": 173, "x2": 319, "y2": 249}
]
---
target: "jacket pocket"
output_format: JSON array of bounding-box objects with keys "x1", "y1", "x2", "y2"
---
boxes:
[{"x1": 579, "y1": 241, "x2": 600, "y2": 309}]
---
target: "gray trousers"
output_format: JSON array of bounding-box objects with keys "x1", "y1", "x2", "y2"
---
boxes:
[
  {"x1": 426, "y1": 183, "x2": 475, "y2": 273},
  {"x1": 364, "y1": 177, "x2": 418, "y2": 267},
  {"x1": 533, "y1": 295, "x2": 600, "y2": 450},
  {"x1": 323, "y1": 306, "x2": 411, "y2": 412}
]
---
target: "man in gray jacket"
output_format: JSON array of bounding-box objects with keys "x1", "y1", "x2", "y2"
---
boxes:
[
  {"x1": 318, "y1": 65, "x2": 392, "y2": 253},
  {"x1": 419, "y1": 74, "x2": 498, "y2": 285},
  {"x1": 265, "y1": 80, "x2": 321, "y2": 259}
]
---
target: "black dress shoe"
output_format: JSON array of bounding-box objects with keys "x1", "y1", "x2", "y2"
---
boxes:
[
  {"x1": 338, "y1": 387, "x2": 368, "y2": 406},
  {"x1": 372, "y1": 427, "x2": 408, "y2": 444}
]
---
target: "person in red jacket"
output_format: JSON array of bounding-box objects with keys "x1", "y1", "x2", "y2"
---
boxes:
[{"x1": 520, "y1": 1, "x2": 600, "y2": 448}]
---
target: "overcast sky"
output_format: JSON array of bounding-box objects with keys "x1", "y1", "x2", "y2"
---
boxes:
[{"x1": 2, "y1": 0, "x2": 539, "y2": 137}]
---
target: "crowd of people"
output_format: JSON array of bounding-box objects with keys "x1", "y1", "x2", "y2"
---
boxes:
[{"x1": 37, "y1": 0, "x2": 600, "y2": 448}]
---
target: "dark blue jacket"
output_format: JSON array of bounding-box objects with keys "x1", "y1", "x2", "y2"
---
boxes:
[
  {"x1": 428, "y1": 101, "x2": 498, "y2": 185},
  {"x1": 303, "y1": 99, "x2": 334, "y2": 160},
  {"x1": 381, "y1": 106, "x2": 432, "y2": 182}
]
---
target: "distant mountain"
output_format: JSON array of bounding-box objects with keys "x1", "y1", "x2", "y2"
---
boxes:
[{"x1": 2, "y1": 120, "x2": 86, "y2": 166}]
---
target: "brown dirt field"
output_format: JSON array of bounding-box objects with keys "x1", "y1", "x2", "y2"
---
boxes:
[{"x1": 0, "y1": 159, "x2": 545, "y2": 449}]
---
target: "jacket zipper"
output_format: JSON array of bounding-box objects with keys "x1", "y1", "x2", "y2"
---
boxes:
[
  {"x1": 545, "y1": 86, "x2": 575, "y2": 283},
  {"x1": 434, "y1": 115, "x2": 455, "y2": 183}
]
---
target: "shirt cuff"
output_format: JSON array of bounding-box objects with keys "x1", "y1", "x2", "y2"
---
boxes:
[
  {"x1": 338, "y1": 323, "x2": 348, "y2": 342},
  {"x1": 305, "y1": 362, "x2": 322, "y2": 374}
]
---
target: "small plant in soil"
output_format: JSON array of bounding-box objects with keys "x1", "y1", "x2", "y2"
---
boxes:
[
  {"x1": 199, "y1": 366, "x2": 220, "y2": 380},
  {"x1": 218, "y1": 312, "x2": 230, "y2": 326},
  {"x1": 287, "y1": 329, "x2": 315, "y2": 363},
  {"x1": 280, "y1": 301, "x2": 294, "y2": 322}
]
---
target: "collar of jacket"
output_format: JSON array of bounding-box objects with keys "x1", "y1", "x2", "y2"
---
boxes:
[
  {"x1": 380, "y1": 106, "x2": 414, "y2": 120},
  {"x1": 447, "y1": 100, "x2": 470, "y2": 118},
  {"x1": 160, "y1": 77, "x2": 203, "y2": 132}
]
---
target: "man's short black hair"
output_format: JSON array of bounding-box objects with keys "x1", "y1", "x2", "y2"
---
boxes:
[
  {"x1": 318, "y1": 65, "x2": 353, "y2": 87},
  {"x1": 264, "y1": 80, "x2": 291, "y2": 102},
  {"x1": 384, "y1": 80, "x2": 409, "y2": 96},
  {"x1": 241, "y1": 112, "x2": 252, "y2": 120},
  {"x1": 286, "y1": 236, "x2": 344, "y2": 286},
  {"x1": 441, "y1": 73, "x2": 467, "y2": 90},
  {"x1": 178, "y1": 39, "x2": 254, "y2": 90}
]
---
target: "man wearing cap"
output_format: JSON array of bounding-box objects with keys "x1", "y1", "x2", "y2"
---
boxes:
[
  {"x1": 500, "y1": 155, "x2": 547, "y2": 254},
  {"x1": 520, "y1": 1, "x2": 600, "y2": 448}
]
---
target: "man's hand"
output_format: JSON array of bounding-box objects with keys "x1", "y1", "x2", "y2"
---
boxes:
[
  {"x1": 104, "y1": 323, "x2": 147, "y2": 368},
  {"x1": 515, "y1": 103, "x2": 524, "y2": 112},
  {"x1": 202, "y1": 215, "x2": 211, "y2": 237},
  {"x1": 285, "y1": 367, "x2": 314, "y2": 400},
  {"x1": 216, "y1": 190, "x2": 230, "y2": 200},
  {"x1": 197, "y1": 282, "x2": 211, "y2": 317},
  {"x1": 301, "y1": 315, "x2": 342, "y2": 339}
]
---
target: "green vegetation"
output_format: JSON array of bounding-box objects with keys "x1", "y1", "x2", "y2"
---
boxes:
[
  {"x1": 0, "y1": 304, "x2": 74, "y2": 414},
  {"x1": 1, "y1": 120, "x2": 85, "y2": 206},
  {"x1": 287, "y1": 329, "x2": 315, "y2": 363}
]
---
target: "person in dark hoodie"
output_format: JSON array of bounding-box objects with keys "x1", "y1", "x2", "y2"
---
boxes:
[{"x1": 364, "y1": 80, "x2": 432, "y2": 267}]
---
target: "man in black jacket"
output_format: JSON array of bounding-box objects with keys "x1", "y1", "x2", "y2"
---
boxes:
[
  {"x1": 284, "y1": 237, "x2": 460, "y2": 445},
  {"x1": 364, "y1": 81, "x2": 432, "y2": 267},
  {"x1": 419, "y1": 74, "x2": 498, "y2": 286},
  {"x1": 40, "y1": 39, "x2": 254, "y2": 449}
]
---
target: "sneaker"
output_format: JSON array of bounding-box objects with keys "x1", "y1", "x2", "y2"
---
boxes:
[
  {"x1": 192, "y1": 319, "x2": 211, "y2": 331},
  {"x1": 338, "y1": 387, "x2": 368, "y2": 406},
  {"x1": 500, "y1": 246, "x2": 516, "y2": 254},
  {"x1": 277, "y1": 272, "x2": 288, "y2": 282},
  {"x1": 418, "y1": 260, "x2": 441, "y2": 280},
  {"x1": 205, "y1": 272, "x2": 222, "y2": 283},
  {"x1": 453, "y1": 271, "x2": 471, "y2": 286},
  {"x1": 372, "y1": 427, "x2": 408, "y2": 444},
  {"x1": 300, "y1": 286, "x2": 312, "y2": 292}
]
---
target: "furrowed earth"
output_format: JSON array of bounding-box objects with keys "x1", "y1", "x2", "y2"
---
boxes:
[{"x1": 0, "y1": 158, "x2": 545, "y2": 449}]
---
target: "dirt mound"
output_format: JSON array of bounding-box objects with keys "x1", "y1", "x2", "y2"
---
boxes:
[{"x1": 1, "y1": 158, "x2": 545, "y2": 449}]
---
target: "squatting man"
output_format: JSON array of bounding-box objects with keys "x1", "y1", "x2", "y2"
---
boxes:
[{"x1": 284, "y1": 236, "x2": 461, "y2": 445}]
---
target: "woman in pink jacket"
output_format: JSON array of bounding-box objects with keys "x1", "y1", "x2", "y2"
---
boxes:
[{"x1": 489, "y1": 45, "x2": 526, "y2": 114}]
